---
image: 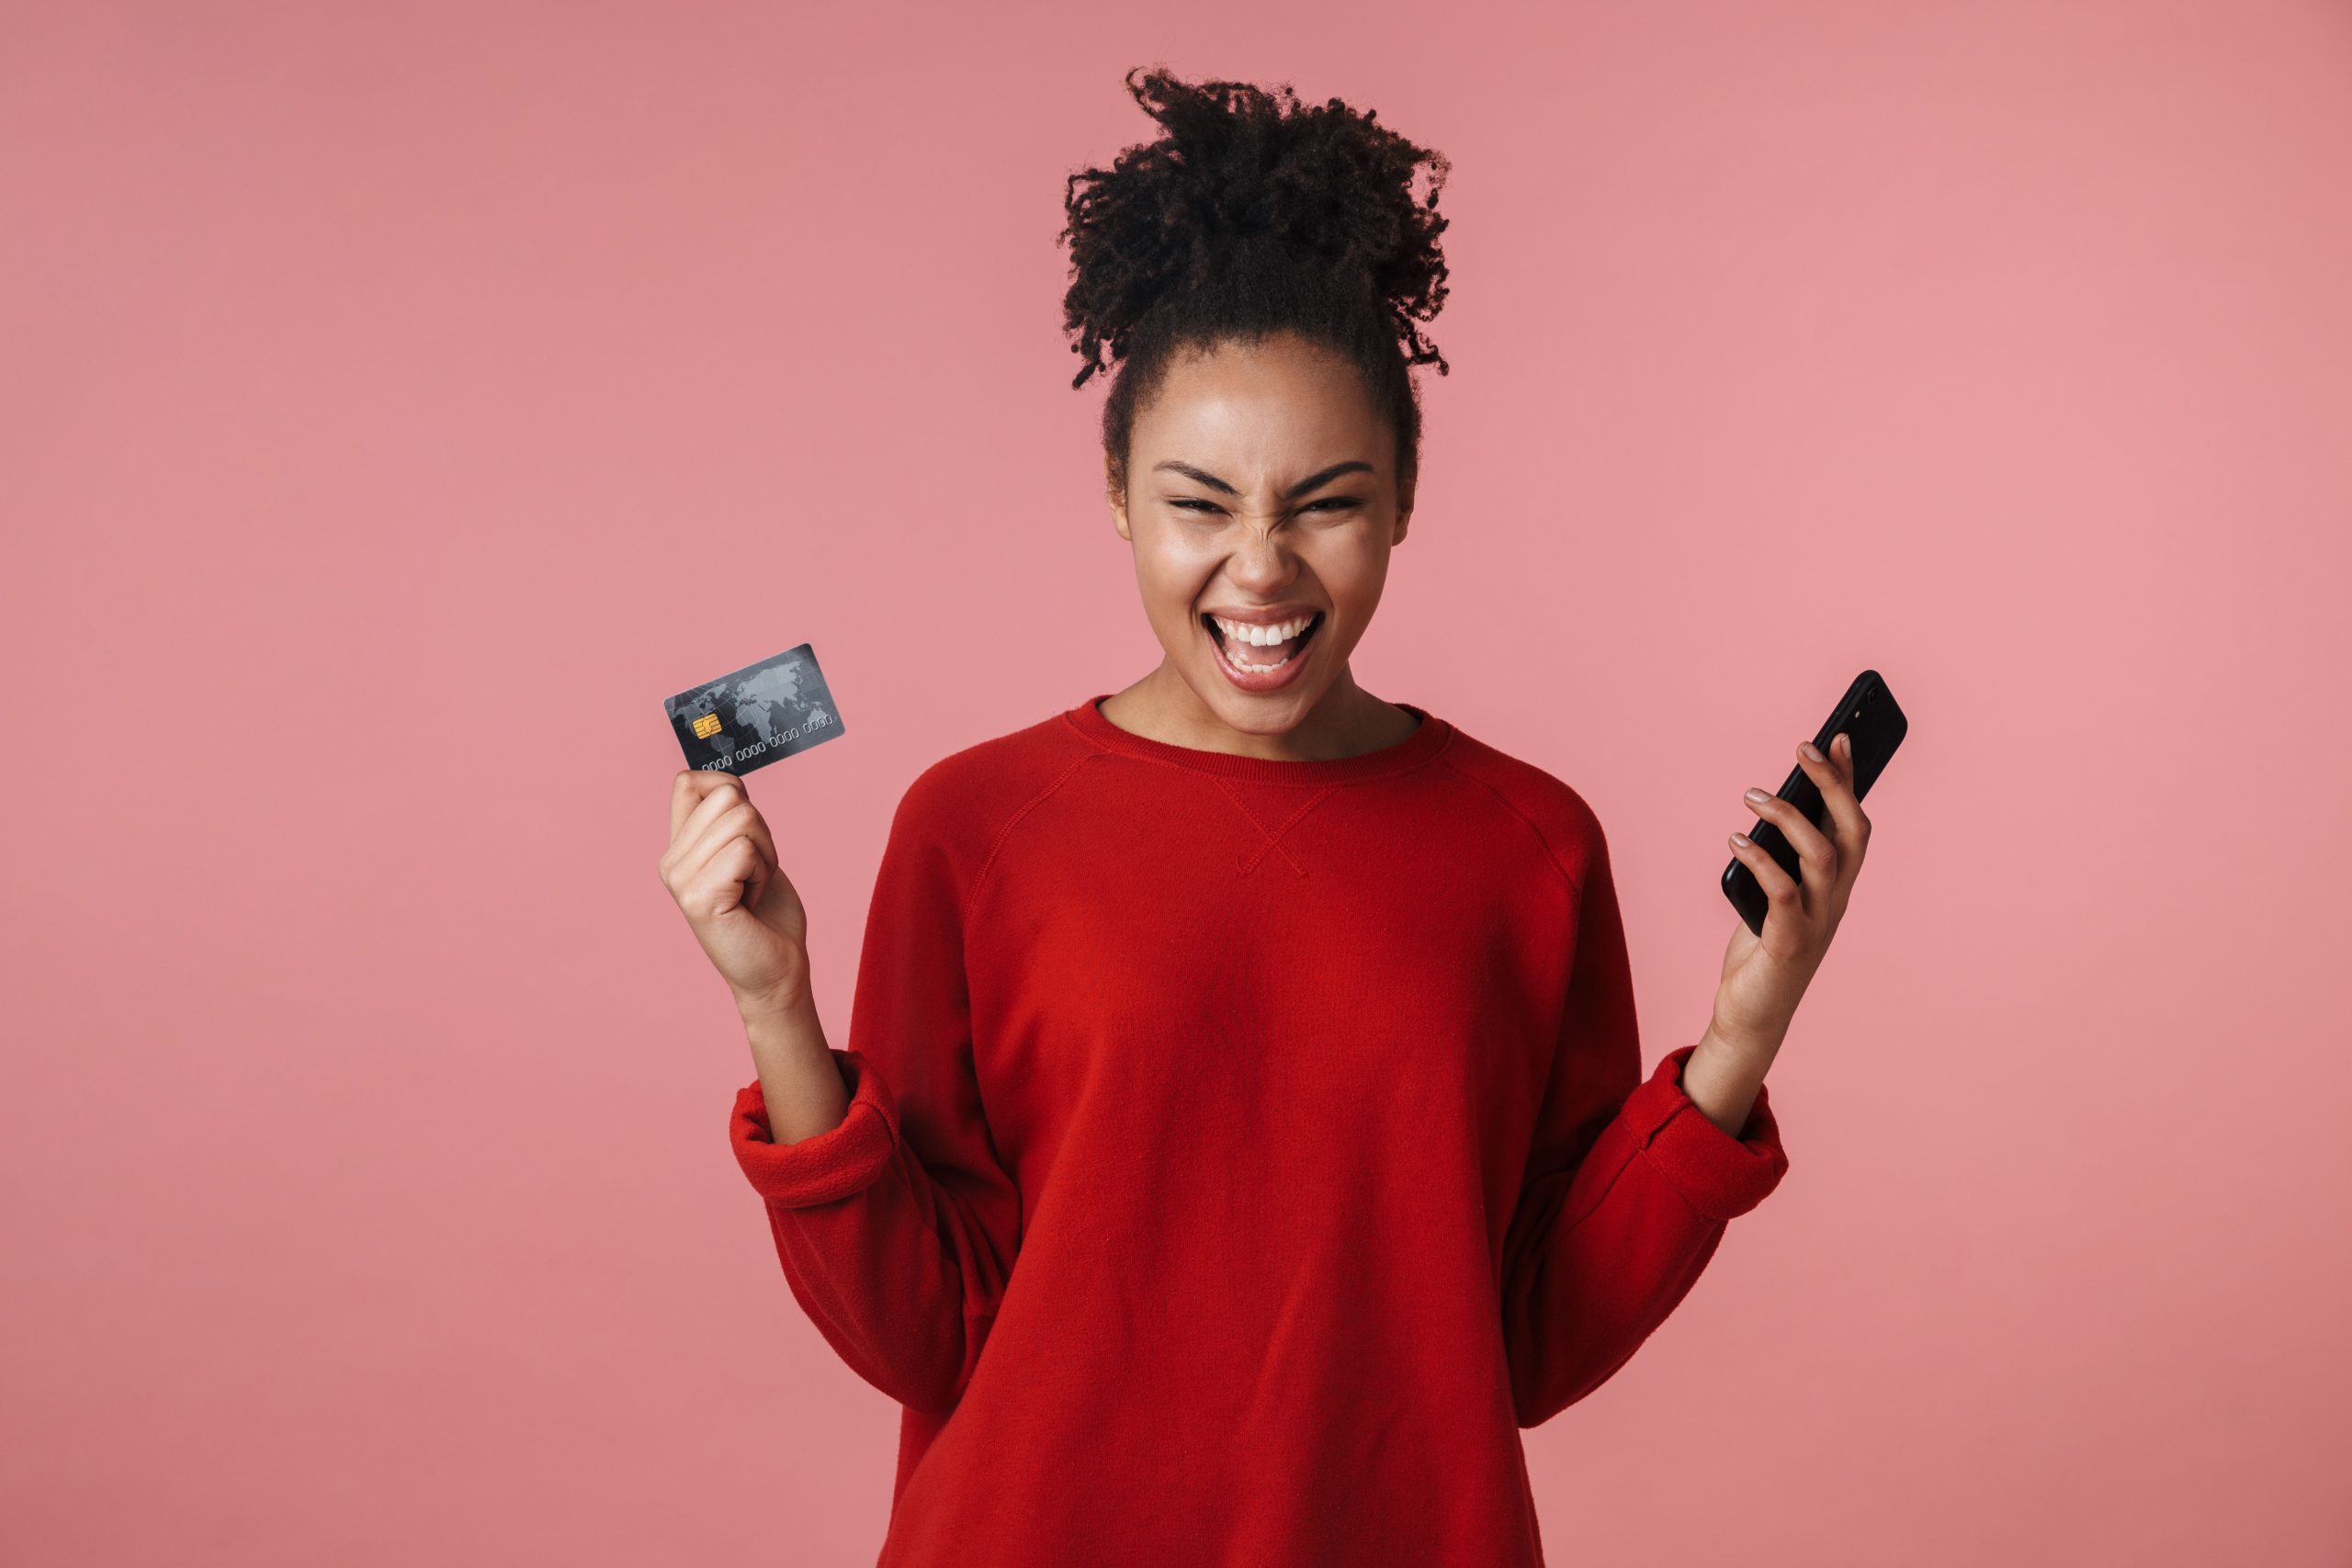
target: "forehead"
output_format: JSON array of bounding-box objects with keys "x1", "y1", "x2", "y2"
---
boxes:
[{"x1": 1132, "y1": 334, "x2": 1383, "y2": 471}]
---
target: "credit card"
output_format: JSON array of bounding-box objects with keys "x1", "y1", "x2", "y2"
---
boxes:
[{"x1": 661, "y1": 642, "x2": 844, "y2": 777}]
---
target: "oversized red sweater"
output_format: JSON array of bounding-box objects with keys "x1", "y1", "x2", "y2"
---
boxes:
[{"x1": 729, "y1": 694, "x2": 1790, "y2": 1566}]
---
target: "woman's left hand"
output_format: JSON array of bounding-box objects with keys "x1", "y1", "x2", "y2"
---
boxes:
[{"x1": 1712, "y1": 732, "x2": 1872, "y2": 1055}]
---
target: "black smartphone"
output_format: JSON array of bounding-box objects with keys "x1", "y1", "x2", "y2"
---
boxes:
[{"x1": 1722, "y1": 669, "x2": 1907, "y2": 937}]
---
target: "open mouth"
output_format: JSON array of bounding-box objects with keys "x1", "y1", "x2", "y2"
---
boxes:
[{"x1": 1203, "y1": 610, "x2": 1325, "y2": 671}]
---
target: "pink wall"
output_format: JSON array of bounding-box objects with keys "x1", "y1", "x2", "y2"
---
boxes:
[{"x1": 6, "y1": 2, "x2": 2349, "y2": 1562}]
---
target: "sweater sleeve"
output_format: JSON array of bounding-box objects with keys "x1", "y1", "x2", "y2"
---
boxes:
[
  {"x1": 1498, "y1": 824, "x2": 1789, "y2": 1429},
  {"x1": 726, "y1": 774, "x2": 1023, "y2": 1416}
]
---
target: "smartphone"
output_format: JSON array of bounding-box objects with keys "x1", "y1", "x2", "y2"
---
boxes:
[{"x1": 1722, "y1": 669, "x2": 1907, "y2": 937}]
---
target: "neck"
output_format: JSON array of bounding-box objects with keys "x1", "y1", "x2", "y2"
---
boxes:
[{"x1": 1101, "y1": 661, "x2": 1417, "y2": 763}]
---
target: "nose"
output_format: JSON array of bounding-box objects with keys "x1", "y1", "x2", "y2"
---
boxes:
[{"x1": 1221, "y1": 527, "x2": 1301, "y2": 595}]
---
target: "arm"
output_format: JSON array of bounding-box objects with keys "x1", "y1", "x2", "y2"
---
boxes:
[
  {"x1": 741, "y1": 991, "x2": 847, "y2": 1145},
  {"x1": 727, "y1": 779, "x2": 1023, "y2": 1416},
  {"x1": 1677, "y1": 1024, "x2": 1779, "y2": 1142},
  {"x1": 1498, "y1": 827, "x2": 1789, "y2": 1430}
]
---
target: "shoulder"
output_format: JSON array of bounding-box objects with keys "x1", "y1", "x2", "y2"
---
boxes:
[
  {"x1": 888, "y1": 705, "x2": 1104, "y2": 864},
  {"x1": 1433, "y1": 720, "x2": 1611, "y2": 891}
]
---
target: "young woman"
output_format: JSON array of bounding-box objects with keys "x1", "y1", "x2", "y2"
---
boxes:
[{"x1": 660, "y1": 66, "x2": 1870, "y2": 1567}]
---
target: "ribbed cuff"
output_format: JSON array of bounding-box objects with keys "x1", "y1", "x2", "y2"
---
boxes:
[
  {"x1": 730, "y1": 1048, "x2": 899, "y2": 1207},
  {"x1": 1623, "y1": 1043, "x2": 1789, "y2": 1221}
]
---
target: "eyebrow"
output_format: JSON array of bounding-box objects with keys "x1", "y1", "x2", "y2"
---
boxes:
[{"x1": 1152, "y1": 459, "x2": 1374, "y2": 500}]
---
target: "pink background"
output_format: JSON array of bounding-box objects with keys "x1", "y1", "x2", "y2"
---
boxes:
[{"x1": 6, "y1": 2, "x2": 2349, "y2": 1562}]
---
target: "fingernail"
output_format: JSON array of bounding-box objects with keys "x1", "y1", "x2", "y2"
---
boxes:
[
  {"x1": 1800, "y1": 741, "x2": 1825, "y2": 761},
  {"x1": 1744, "y1": 787, "x2": 1769, "y2": 804}
]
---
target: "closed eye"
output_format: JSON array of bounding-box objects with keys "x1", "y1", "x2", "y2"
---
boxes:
[{"x1": 1169, "y1": 497, "x2": 1363, "y2": 513}]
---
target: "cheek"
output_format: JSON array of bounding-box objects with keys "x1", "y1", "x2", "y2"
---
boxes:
[
  {"x1": 1132, "y1": 536, "x2": 1215, "y2": 595},
  {"x1": 1129, "y1": 562, "x2": 1211, "y2": 640},
  {"x1": 1312, "y1": 538, "x2": 1389, "y2": 604}
]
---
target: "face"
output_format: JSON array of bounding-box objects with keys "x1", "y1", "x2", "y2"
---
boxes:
[{"x1": 1107, "y1": 331, "x2": 1412, "y2": 742}]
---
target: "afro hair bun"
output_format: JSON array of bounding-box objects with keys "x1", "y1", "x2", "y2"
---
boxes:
[{"x1": 1058, "y1": 66, "x2": 1452, "y2": 389}]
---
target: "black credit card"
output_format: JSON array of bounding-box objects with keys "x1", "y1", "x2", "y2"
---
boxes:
[{"x1": 661, "y1": 642, "x2": 844, "y2": 776}]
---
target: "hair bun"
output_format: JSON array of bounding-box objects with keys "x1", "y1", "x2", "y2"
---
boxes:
[{"x1": 1060, "y1": 66, "x2": 1451, "y2": 387}]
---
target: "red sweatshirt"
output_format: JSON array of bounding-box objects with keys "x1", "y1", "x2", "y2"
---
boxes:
[{"x1": 729, "y1": 694, "x2": 1789, "y2": 1566}]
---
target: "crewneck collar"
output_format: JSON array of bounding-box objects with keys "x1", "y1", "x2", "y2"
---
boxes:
[{"x1": 1062, "y1": 693, "x2": 1453, "y2": 784}]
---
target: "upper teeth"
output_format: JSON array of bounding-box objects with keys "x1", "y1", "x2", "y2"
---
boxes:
[{"x1": 1212, "y1": 614, "x2": 1315, "y2": 646}]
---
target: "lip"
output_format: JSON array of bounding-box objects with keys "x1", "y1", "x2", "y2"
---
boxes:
[{"x1": 1203, "y1": 609, "x2": 1323, "y2": 694}]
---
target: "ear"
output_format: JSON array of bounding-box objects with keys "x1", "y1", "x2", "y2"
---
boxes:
[
  {"x1": 1393, "y1": 485, "x2": 1413, "y2": 546},
  {"x1": 1107, "y1": 456, "x2": 1132, "y2": 541}
]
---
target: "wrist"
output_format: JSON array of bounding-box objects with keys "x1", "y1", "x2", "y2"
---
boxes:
[
  {"x1": 735, "y1": 981, "x2": 817, "y2": 1028},
  {"x1": 1698, "y1": 1015, "x2": 1785, "y2": 1066}
]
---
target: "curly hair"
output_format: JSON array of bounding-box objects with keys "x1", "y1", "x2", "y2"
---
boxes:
[{"x1": 1058, "y1": 66, "x2": 1452, "y2": 509}]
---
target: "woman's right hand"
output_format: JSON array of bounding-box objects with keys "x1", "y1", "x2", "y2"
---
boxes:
[{"x1": 660, "y1": 768, "x2": 811, "y2": 1014}]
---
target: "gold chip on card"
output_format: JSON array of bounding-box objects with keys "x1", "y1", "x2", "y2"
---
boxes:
[{"x1": 691, "y1": 712, "x2": 723, "y2": 739}]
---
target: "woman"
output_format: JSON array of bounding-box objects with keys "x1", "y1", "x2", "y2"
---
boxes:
[{"x1": 659, "y1": 66, "x2": 1869, "y2": 1567}]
